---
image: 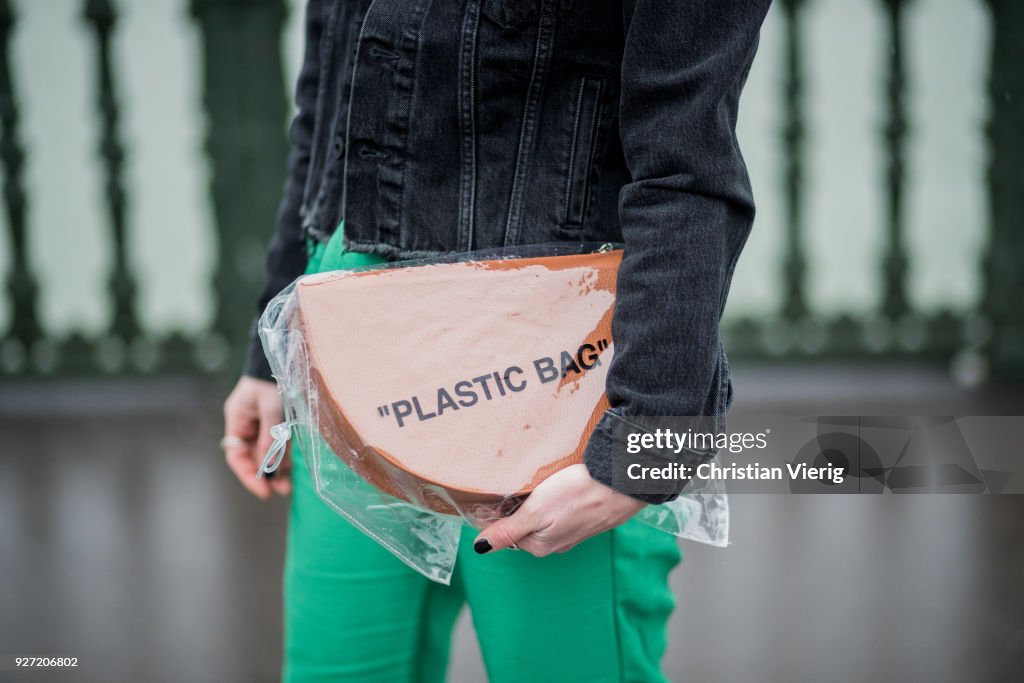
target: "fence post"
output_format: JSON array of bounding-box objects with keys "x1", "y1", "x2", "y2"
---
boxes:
[
  {"x1": 0, "y1": 0, "x2": 41, "y2": 373},
  {"x1": 81, "y1": 0, "x2": 141, "y2": 373},
  {"x1": 190, "y1": 0, "x2": 289, "y2": 374},
  {"x1": 983, "y1": 0, "x2": 1024, "y2": 380},
  {"x1": 879, "y1": 0, "x2": 910, "y2": 324},
  {"x1": 779, "y1": 0, "x2": 808, "y2": 325}
]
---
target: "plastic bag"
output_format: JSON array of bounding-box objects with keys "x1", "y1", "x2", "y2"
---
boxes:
[{"x1": 258, "y1": 242, "x2": 728, "y2": 584}]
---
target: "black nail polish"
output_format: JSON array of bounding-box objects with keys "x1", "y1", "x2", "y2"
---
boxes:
[
  {"x1": 265, "y1": 470, "x2": 276, "y2": 480},
  {"x1": 474, "y1": 538, "x2": 492, "y2": 554}
]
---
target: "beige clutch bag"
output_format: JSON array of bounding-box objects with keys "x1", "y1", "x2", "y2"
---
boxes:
[{"x1": 294, "y1": 249, "x2": 622, "y2": 513}]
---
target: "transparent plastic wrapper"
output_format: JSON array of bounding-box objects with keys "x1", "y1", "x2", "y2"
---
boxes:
[{"x1": 257, "y1": 243, "x2": 729, "y2": 584}]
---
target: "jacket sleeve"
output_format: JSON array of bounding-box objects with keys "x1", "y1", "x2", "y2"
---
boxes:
[
  {"x1": 582, "y1": 0, "x2": 771, "y2": 502},
  {"x1": 243, "y1": 0, "x2": 326, "y2": 380}
]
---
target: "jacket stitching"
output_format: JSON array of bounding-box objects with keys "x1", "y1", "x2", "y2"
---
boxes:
[
  {"x1": 562, "y1": 77, "x2": 586, "y2": 225},
  {"x1": 502, "y1": 0, "x2": 558, "y2": 246},
  {"x1": 339, "y1": 0, "x2": 379, "y2": 228},
  {"x1": 300, "y1": 1, "x2": 341, "y2": 229},
  {"x1": 458, "y1": 0, "x2": 482, "y2": 250},
  {"x1": 562, "y1": 75, "x2": 603, "y2": 227}
]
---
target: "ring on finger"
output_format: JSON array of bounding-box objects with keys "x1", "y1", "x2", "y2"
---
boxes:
[{"x1": 220, "y1": 435, "x2": 246, "y2": 451}]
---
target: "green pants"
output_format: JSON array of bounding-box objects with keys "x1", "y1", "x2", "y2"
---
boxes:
[{"x1": 283, "y1": 227, "x2": 682, "y2": 683}]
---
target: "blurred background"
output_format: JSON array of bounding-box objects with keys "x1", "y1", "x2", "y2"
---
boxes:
[{"x1": 0, "y1": 0, "x2": 1021, "y2": 681}]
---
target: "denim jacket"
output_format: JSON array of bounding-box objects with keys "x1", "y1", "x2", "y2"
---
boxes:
[{"x1": 246, "y1": 0, "x2": 771, "y2": 502}]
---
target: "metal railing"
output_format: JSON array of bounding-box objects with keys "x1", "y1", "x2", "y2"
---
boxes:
[
  {"x1": 1, "y1": 0, "x2": 1021, "y2": 380},
  {"x1": 1, "y1": 0, "x2": 288, "y2": 377},
  {"x1": 723, "y1": 0, "x2": 1021, "y2": 382}
]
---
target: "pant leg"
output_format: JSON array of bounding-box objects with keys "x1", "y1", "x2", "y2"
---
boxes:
[
  {"x1": 459, "y1": 519, "x2": 681, "y2": 683},
  {"x1": 283, "y1": 226, "x2": 465, "y2": 682},
  {"x1": 282, "y1": 446, "x2": 465, "y2": 683}
]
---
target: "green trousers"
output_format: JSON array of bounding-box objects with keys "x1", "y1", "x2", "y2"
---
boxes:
[{"x1": 283, "y1": 227, "x2": 682, "y2": 683}]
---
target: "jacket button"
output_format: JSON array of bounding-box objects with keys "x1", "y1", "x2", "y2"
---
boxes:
[{"x1": 333, "y1": 136, "x2": 345, "y2": 158}]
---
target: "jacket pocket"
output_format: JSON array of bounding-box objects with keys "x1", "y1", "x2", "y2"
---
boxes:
[{"x1": 561, "y1": 75, "x2": 604, "y2": 227}]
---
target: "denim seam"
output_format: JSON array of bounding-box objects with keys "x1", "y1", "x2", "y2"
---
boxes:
[
  {"x1": 502, "y1": 0, "x2": 558, "y2": 246},
  {"x1": 299, "y1": 0, "x2": 341, "y2": 223},
  {"x1": 577, "y1": 77, "x2": 603, "y2": 226},
  {"x1": 340, "y1": 236, "x2": 453, "y2": 261},
  {"x1": 396, "y1": 0, "x2": 429, "y2": 248},
  {"x1": 562, "y1": 75, "x2": 604, "y2": 227},
  {"x1": 378, "y1": 0, "x2": 428, "y2": 247},
  {"x1": 339, "y1": 0, "x2": 379, "y2": 229},
  {"x1": 458, "y1": 0, "x2": 482, "y2": 251},
  {"x1": 562, "y1": 77, "x2": 586, "y2": 225},
  {"x1": 716, "y1": 37, "x2": 761, "y2": 315}
]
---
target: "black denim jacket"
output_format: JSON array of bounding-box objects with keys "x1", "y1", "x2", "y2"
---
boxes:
[{"x1": 246, "y1": 0, "x2": 771, "y2": 502}]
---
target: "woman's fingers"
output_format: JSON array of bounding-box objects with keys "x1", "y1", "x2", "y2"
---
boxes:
[
  {"x1": 224, "y1": 439, "x2": 272, "y2": 499},
  {"x1": 474, "y1": 502, "x2": 542, "y2": 554},
  {"x1": 223, "y1": 377, "x2": 277, "y2": 500},
  {"x1": 473, "y1": 465, "x2": 646, "y2": 558}
]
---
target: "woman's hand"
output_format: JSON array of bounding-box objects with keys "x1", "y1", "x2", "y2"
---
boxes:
[
  {"x1": 222, "y1": 376, "x2": 291, "y2": 499},
  {"x1": 474, "y1": 464, "x2": 645, "y2": 557}
]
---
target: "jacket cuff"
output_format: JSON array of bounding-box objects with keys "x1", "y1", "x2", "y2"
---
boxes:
[
  {"x1": 242, "y1": 318, "x2": 275, "y2": 382},
  {"x1": 583, "y1": 409, "x2": 714, "y2": 505}
]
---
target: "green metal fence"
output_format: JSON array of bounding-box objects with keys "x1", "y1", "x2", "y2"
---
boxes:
[{"x1": 1, "y1": 0, "x2": 1021, "y2": 380}]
